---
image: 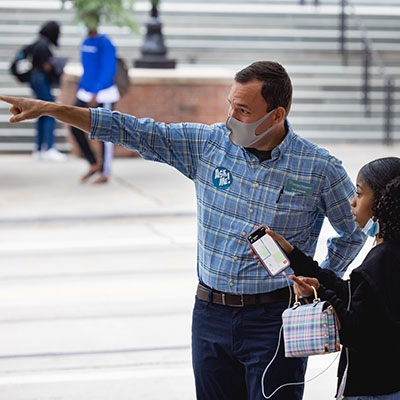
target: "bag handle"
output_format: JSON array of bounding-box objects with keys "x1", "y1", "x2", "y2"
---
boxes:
[{"x1": 293, "y1": 285, "x2": 320, "y2": 308}]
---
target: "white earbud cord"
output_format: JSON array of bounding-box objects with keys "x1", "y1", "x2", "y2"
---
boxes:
[{"x1": 261, "y1": 272, "x2": 340, "y2": 399}]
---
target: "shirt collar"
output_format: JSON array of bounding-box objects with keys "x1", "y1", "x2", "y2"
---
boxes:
[{"x1": 270, "y1": 119, "x2": 294, "y2": 160}]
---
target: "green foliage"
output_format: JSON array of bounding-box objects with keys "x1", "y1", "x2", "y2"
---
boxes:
[{"x1": 62, "y1": 0, "x2": 138, "y2": 32}]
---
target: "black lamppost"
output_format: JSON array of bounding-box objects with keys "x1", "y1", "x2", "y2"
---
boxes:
[{"x1": 134, "y1": 0, "x2": 175, "y2": 68}]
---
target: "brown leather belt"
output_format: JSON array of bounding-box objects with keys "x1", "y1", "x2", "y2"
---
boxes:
[{"x1": 196, "y1": 283, "x2": 290, "y2": 308}]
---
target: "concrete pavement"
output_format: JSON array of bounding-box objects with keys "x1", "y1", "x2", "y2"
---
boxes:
[
  {"x1": 2, "y1": 142, "x2": 399, "y2": 224},
  {"x1": 0, "y1": 153, "x2": 196, "y2": 224}
]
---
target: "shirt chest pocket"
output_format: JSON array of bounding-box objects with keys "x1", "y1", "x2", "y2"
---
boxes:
[{"x1": 275, "y1": 191, "x2": 317, "y2": 214}]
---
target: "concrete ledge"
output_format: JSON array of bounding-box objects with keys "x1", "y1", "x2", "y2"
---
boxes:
[{"x1": 63, "y1": 65, "x2": 235, "y2": 85}]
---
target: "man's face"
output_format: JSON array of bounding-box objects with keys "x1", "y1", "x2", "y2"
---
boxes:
[{"x1": 227, "y1": 80, "x2": 275, "y2": 135}]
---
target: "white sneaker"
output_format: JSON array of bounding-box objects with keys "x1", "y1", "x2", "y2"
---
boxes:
[
  {"x1": 41, "y1": 148, "x2": 67, "y2": 162},
  {"x1": 32, "y1": 150, "x2": 43, "y2": 160}
]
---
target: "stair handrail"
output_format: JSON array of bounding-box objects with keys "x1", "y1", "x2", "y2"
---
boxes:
[
  {"x1": 339, "y1": 0, "x2": 394, "y2": 144},
  {"x1": 300, "y1": 0, "x2": 394, "y2": 144}
]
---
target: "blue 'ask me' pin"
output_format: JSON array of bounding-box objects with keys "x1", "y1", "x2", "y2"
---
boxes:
[{"x1": 212, "y1": 167, "x2": 232, "y2": 189}]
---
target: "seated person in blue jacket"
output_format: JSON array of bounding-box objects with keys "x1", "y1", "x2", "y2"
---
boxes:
[
  {"x1": 70, "y1": 16, "x2": 119, "y2": 184},
  {"x1": 0, "y1": 61, "x2": 366, "y2": 400},
  {"x1": 264, "y1": 157, "x2": 400, "y2": 400}
]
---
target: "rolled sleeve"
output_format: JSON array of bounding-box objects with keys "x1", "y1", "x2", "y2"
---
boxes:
[
  {"x1": 88, "y1": 107, "x2": 213, "y2": 180},
  {"x1": 89, "y1": 107, "x2": 113, "y2": 142}
]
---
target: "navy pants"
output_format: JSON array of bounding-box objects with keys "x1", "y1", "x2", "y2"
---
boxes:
[
  {"x1": 29, "y1": 70, "x2": 55, "y2": 151},
  {"x1": 192, "y1": 296, "x2": 307, "y2": 400}
]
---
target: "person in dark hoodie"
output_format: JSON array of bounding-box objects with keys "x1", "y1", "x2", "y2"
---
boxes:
[
  {"x1": 263, "y1": 157, "x2": 400, "y2": 400},
  {"x1": 29, "y1": 21, "x2": 66, "y2": 161}
]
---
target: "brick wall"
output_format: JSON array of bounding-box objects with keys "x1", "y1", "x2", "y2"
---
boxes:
[{"x1": 59, "y1": 66, "x2": 234, "y2": 157}]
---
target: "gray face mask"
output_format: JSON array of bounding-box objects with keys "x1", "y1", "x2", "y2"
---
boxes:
[{"x1": 226, "y1": 108, "x2": 276, "y2": 148}]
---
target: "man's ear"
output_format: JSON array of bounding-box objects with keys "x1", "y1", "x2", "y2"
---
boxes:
[{"x1": 273, "y1": 107, "x2": 286, "y2": 125}]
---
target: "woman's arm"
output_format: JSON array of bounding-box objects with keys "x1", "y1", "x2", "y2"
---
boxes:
[{"x1": 265, "y1": 229, "x2": 350, "y2": 299}]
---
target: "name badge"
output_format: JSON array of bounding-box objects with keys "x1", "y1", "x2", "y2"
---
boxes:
[
  {"x1": 285, "y1": 179, "x2": 314, "y2": 196},
  {"x1": 213, "y1": 167, "x2": 232, "y2": 190}
]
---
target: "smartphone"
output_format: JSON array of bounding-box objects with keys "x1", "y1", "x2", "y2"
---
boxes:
[{"x1": 247, "y1": 225, "x2": 290, "y2": 276}]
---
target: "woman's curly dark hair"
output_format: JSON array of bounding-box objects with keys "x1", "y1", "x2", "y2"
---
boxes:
[
  {"x1": 359, "y1": 157, "x2": 400, "y2": 242},
  {"x1": 375, "y1": 176, "x2": 400, "y2": 242}
]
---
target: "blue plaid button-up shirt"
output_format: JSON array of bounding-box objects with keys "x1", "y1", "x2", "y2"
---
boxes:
[{"x1": 90, "y1": 108, "x2": 365, "y2": 294}]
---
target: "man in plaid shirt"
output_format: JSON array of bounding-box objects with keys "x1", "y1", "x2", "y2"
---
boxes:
[{"x1": 0, "y1": 61, "x2": 365, "y2": 400}]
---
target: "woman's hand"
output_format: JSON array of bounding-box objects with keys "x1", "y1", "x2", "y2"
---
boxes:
[
  {"x1": 249, "y1": 226, "x2": 294, "y2": 267},
  {"x1": 289, "y1": 275, "x2": 320, "y2": 297},
  {"x1": 265, "y1": 229, "x2": 294, "y2": 255}
]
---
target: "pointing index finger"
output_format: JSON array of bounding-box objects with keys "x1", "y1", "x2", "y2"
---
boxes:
[{"x1": 0, "y1": 95, "x2": 17, "y2": 105}]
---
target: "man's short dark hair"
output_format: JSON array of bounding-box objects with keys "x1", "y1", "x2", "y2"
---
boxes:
[{"x1": 235, "y1": 61, "x2": 293, "y2": 115}]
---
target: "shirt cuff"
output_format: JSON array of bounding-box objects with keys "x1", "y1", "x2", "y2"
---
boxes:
[{"x1": 89, "y1": 107, "x2": 113, "y2": 142}]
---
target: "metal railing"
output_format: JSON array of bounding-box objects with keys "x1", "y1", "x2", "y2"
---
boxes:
[
  {"x1": 301, "y1": 0, "x2": 395, "y2": 144},
  {"x1": 339, "y1": 0, "x2": 394, "y2": 144}
]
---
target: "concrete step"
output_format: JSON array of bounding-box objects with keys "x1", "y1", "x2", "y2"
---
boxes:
[
  {"x1": 2, "y1": 26, "x2": 400, "y2": 43},
  {"x1": 3, "y1": 1, "x2": 399, "y2": 17},
  {"x1": 0, "y1": 87, "x2": 60, "y2": 98},
  {"x1": 2, "y1": 61, "x2": 399, "y2": 79},
  {"x1": 0, "y1": 142, "x2": 70, "y2": 153},
  {"x1": 290, "y1": 105, "x2": 400, "y2": 117},
  {"x1": 290, "y1": 115, "x2": 400, "y2": 126},
  {"x1": 1, "y1": 35, "x2": 399, "y2": 52},
  {"x1": 1, "y1": 2, "x2": 400, "y2": 27},
  {"x1": 293, "y1": 90, "x2": 400, "y2": 102},
  {"x1": 299, "y1": 129, "x2": 400, "y2": 141},
  {"x1": 1, "y1": 12, "x2": 400, "y2": 34}
]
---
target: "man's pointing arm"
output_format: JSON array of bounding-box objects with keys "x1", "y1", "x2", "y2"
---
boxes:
[{"x1": 0, "y1": 96, "x2": 91, "y2": 133}]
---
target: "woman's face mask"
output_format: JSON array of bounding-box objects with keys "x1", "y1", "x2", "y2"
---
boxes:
[
  {"x1": 226, "y1": 108, "x2": 276, "y2": 148},
  {"x1": 362, "y1": 217, "x2": 379, "y2": 237}
]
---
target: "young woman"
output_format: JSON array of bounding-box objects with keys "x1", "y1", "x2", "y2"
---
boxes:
[
  {"x1": 267, "y1": 157, "x2": 400, "y2": 400},
  {"x1": 29, "y1": 21, "x2": 66, "y2": 161}
]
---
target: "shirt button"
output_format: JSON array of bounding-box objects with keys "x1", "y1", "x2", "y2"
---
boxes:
[
  {"x1": 249, "y1": 208, "x2": 254, "y2": 213},
  {"x1": 254, "y1": 183, "x2": 259, "y2": 188},
  {"x1": 233, "y1": 256, "x2": 238, "y2": 261},
  {"x1": 229, "y1": 281, "x2": 234, "y2": 287},
  {"x1": 242, "y1": 231, "x2": 246, "y2": 236}
]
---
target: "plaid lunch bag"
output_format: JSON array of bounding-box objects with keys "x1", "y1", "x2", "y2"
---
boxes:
[{"x1": 282, "y1": 287, "x2": 341, "y2": 358}]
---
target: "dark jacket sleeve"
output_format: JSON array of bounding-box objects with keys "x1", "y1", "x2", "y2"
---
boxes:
[{"x1": 289, "y1": 246, "x2": 350, "y2": 301}]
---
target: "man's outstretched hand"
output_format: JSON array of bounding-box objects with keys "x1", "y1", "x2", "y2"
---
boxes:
[
  {"x1": 0, "y1": 95, "x2": 92, "y2": 133},
  {"x1": 0, "y1": 95, "x2": 48, "y2": 123}
]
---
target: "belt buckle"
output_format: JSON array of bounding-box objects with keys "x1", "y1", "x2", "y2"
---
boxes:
[{"x1": 230, "y1": 294, "x2": 245, "y2": 307}]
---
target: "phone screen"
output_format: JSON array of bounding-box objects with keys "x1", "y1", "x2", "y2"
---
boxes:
[{"x1": 247, "y1": 226, "x2": 290, "y2": 276}]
